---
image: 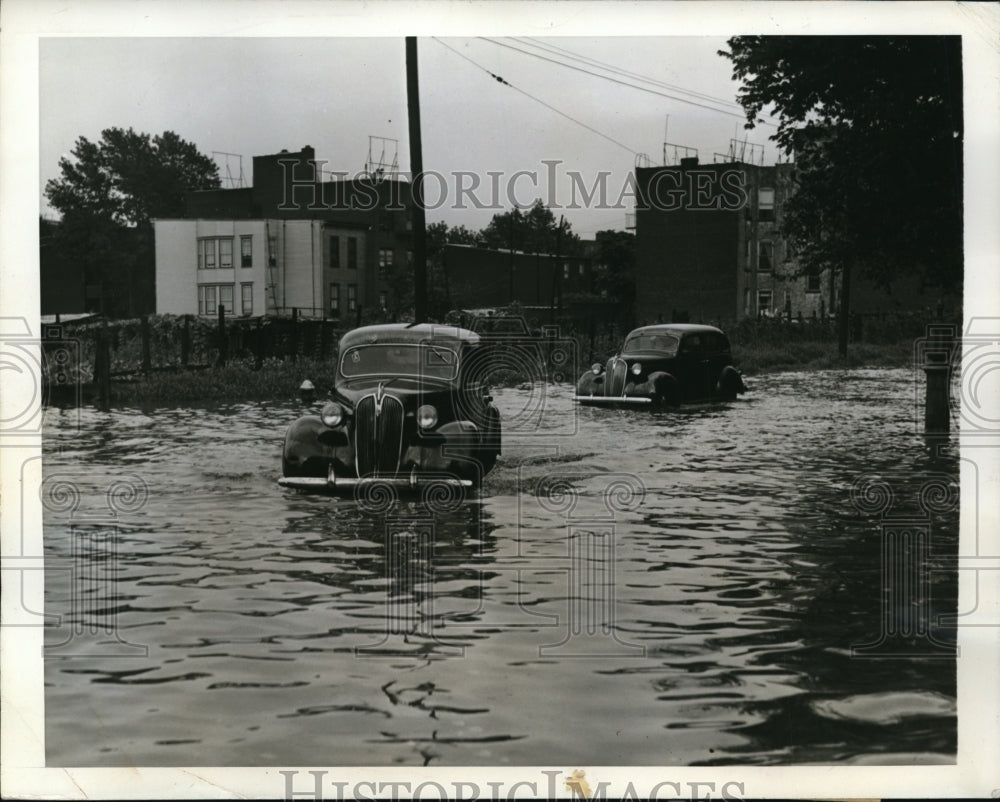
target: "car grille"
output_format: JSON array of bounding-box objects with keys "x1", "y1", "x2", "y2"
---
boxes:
[
  {"x1": 354, "y1": 393, "x2": 404, "y2": 477},
  {"x1": 608, "y1": 357, "x2": 628, "y2": 397}
]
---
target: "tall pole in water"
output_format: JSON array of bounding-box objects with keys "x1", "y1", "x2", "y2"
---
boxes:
[{"x1": 406, "y1": 37, "x2": 428, "y2": 323}]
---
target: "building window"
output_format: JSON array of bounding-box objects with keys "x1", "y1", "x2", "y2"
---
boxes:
[
  {"x1": 758, "y1": 241, "x2": 774, "y2": 273},
  {"x1": 407, "y1": 250, "x2": 413, "y2": 266},
  {"x1": 328, "y1": 235, "x2": 340, "y2": 269},
  {"x1": 757, "y1": 289, "x2": 773, "y2": 317},
  {"x1": 806, "y1": 267, "x2": 822, "y2": 293},
  {"x1": 758, "y1": 187, "x2": 775, "y2": 222},
  {"x1": 347, "y1": 284, "x2": 358, "y2": 313},
  {"x1": 379, "y1": 291, "x2": 388, "y2": 311},
  {"x1": 578, "y1": 264, "x2": 584, "y2": 276},
  {"x1": 348, "y1": 237, "x2": 358, "y2": 270},
  {"x1": 198, "y1": 284, "x2": 235, "y2": 315},
  {"x1": 563, "y1": 263, "x2": 570, "y2": 279},
  {"x1": 219, "y1": 238, "x2": 233, "y2": 268},
  {"x1": 241, "y1": 283, "x2": 253, "y2": 316},
  {"x1": 379, "y1": 248, "x2": 393, "y2": 269},
  {"x1": 329, "y1": 283, "x2": 340, "y2": 318},
  {"x1": 268, "y1": 235, "x2": 278, "y2": 267},
  {"x1": 199, "y1": 284, "x2": 216, "y2": 314},
  {"x1": 241, "y1": 236, "x2": 253, "y2": 268},
  {"x1": 198, "y1": 238, "x2": 218, "y2": 269}
]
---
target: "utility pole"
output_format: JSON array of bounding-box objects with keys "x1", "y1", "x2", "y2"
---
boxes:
[{"x1": 406, "y1": 37, "x2": 427, "y2": 323}]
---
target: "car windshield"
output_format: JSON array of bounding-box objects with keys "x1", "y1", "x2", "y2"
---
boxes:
[
  {"x1": 340, "y1": 343, "x2": 459, "y2": 381},
  {"x1": 622, "y1": 333, "x2": 680, "y2": 355}
]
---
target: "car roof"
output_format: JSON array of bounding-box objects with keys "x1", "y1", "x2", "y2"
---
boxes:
[
  {"x1": 627, "y1": 323, "x2": 726, "y2": 337},
  {"x1": 339, "y1": 323, "x2": 481, "y2": 349}
]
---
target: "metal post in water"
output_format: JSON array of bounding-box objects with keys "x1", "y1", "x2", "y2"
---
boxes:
[{"x1": 923, "y1": 324, "x2": 954, "y2": 435}]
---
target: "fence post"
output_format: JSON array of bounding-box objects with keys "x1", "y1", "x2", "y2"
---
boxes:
[
  {"x1": 94, "y1": 322, "x2": 111, "y2": 407},
  {"x1": 290, "y1": 307, "x2": 298, "y2": 364},
  {"x1": 140, "y1": 315, "x2": 151, "y2": 375},
  {"x1": 181, "y1": 315, "x2": 190, "y2": 367},
  {"x1": 255, "y1": 316, "x2": 264, "y2": 370},
  {"x1": 217, "y1": 304, "x2": 227, "y2": 367}
]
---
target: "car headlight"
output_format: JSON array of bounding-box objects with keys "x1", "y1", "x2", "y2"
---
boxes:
[
  {"x1": 631, "y1": 362, "x2": 643, "y2": 376},
  {"x1": 417, "y1": 404, "x2": 438, "y2": 429},
  {"x1": 591, "y1": 363, "x2": 603, "y2": 375},
  {"x1": 320, "y1": 401, "x2": 344, "y2": 428}
]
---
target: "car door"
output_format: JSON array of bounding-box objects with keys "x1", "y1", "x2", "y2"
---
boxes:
[
  {"x1": 704, "y1": 332, "x2": 730, "y2": 394},
  {"x1": 675, "y1": 333, "x2": 708, "y2": 399}
]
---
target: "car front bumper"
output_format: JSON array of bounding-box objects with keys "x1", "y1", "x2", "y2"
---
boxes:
[
  {"x1": 278, "y1": 467, "x2": 474, "y2": 492},
  {"x1": 572, "y1": 395, "x2": 653, "y2": 406}
]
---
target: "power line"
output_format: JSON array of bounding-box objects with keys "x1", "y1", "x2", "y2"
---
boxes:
[
  {"x1": 515, "y1": 36, "x2": 745, "y2": 112},
  {"x1": 433, "y1": 38, "x2": 641, "y2": 156},
  {"x1": 479, "y1": 37, "x2": 752, "y2": 121}
]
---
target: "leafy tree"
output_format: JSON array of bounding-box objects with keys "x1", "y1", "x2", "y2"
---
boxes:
[
  {"x1": 46, "y1": 128, "x2": 221, "y2": 226},
  {"x1": 720, "y1": 36, "x2": 962, "y2": 354},
  {"x1": 480, "y1": 199, "x2": 580, "y2": 256},
  {"x1": 44, "y1": 128, "x2": 220, "y2": 317}
]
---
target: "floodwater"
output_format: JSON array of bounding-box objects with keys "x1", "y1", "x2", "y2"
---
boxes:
[{"x1": 42, "y1": 368, "x2": 959, "y2": 767}]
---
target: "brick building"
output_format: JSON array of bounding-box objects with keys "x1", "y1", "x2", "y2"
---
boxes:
[
  {"x1": 634, "y1": 157, "x2": 953, "y2": 326},
  {"x1": 155, "y1": 146, "x2": 413, "y2": 319},
  {"x1": 634, "y1": 158, "x2": 828, "y2": 325}
]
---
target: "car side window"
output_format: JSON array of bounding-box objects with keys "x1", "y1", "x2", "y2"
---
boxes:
[{"x1": 680, "y1": 335, "x2": 701, "y2": 353}]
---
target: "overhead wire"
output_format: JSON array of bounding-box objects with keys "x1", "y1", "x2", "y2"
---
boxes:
[
  {"x1": 514, "y1": 36, "x2": 746, "y2": 112},
  {"x1": 479, "y1": 37, "x2": 752, "y2": 121},
  {"x1": 432, "y1": 37, "x2": 641, "y2": 156}
]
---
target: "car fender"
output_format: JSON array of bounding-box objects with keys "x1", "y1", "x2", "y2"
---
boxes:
[
  {"x1": 576, "y1": 370, "x2": 605, "y2": 397},
  {"x1": 648, "y1": 371, "x2": 680, "y2": 406},
  {"x1": 716, "y1": 365, "x2": 746, "y2": 398},
  {"x1": 282, "y1": 415, "x2": 350, "y2": 477}
]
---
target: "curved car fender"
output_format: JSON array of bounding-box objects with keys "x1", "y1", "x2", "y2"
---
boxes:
[
  {"x1": 432, "y1": 420, "x2": 488, "y2": 481},
  {"x1": 282, "y1": 415, "x2": 350, "y2": 477},
  {"x1": 648, "y1": 370, "x2": 680, "y2": 406},
  {"x1": 576, "y1": 370, "x2": 605, "y2": 397}
]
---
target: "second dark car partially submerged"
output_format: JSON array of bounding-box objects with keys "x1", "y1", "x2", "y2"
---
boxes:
[
  {"x1": 574, "y1": 323, "x2": 746, "y2": 407},
  {"x1": 279, "y1": 324, "x2": 501, "y2": 491}
]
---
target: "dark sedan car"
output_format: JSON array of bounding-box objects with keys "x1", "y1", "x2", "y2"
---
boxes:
[
  {"x1": 279, "y1": 324, "x2": 501, "y2": 491},
  {"x1": 574, "y1": 323, "x2": 746, "y2": 407}
]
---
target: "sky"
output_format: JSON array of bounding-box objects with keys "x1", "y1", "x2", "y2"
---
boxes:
[{"x1": 39, "y1": 35, "x2": 782, "y2": 238}]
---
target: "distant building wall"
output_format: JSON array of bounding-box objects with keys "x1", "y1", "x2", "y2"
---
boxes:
[
  {"x1": 443, "y1": 244, "x2": 591, "y2": 310},
  {"x1": 40, "y1": 219, "x2": 86, "y2": 314},
  {"x1": 635, "y1": 160, "x2": 834, "y2": 324}
]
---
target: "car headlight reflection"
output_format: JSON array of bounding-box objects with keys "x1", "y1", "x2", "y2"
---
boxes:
[
  {"x1": 631, "y1": 362, "x2": 643, "y2": 376},
  {"x1": 320, "y1": 401, "x2": 344, "y2": 427},
  {"x1": 417, "y1": 404, "x2": 438, "y2": 429}
]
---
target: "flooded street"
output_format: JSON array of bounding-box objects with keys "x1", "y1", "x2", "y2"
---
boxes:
[{"x1": 42, "y1": 368, "x2": 958, "y2": 767}]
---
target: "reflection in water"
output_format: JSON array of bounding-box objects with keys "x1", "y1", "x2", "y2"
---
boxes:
[{"x1": 42, "y1": 371, "x2": 959, "y2": 766}]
